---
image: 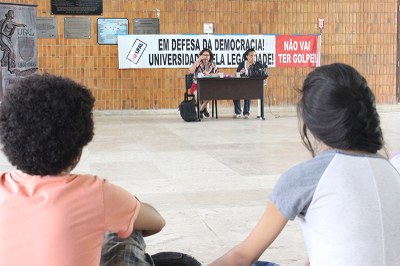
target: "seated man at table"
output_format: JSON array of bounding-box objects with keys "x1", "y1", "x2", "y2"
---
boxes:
[{"x1": 233, "y1": 48, "x2": 257, "y2": 119}]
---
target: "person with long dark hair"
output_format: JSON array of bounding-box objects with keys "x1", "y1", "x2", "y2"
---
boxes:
[{"x1": 210, "y1": 63, "x2": 400, "y2": 265}]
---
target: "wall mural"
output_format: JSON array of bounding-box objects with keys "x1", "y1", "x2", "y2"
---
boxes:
[{"x1": 0, "y1": 3, "x2": 37, "y2": 100}]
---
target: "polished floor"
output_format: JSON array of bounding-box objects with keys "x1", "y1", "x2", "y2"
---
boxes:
[{"x1": 1, "y1": 105, "x2": 399, "y2": 265}]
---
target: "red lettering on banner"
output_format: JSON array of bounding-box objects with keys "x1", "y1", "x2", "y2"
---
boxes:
[{"x1": 275, "y1": 35, "x2": 319, "y2": 67}]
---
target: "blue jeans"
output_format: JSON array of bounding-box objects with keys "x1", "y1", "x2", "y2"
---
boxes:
[
  {"x1": 252, "y1": 261, "x2": 279, "y2": 266},
  {"x1": 100, "y1": 231, "x2": 154, "y2": 266},
  {"x1": 233, "y1": 99, "x2": 251, "y2": 115}
]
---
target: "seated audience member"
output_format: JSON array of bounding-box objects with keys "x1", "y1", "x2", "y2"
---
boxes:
[
  {"x1": 210, "y1": 63, "x2": 400, "y2": 265},
  {"x1": 189, "y1": 48, "x2": 220, "y2": 118},
  {"x1": 233, "y1": 48, "x2": 257, "y2": 119},
  {"x1": 0, "y1": 74, "x2": 165, "y2": 265}
]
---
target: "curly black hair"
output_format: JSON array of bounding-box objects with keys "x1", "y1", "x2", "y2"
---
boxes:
[
  {"x1": 0, "y1": 74, "x2": 95, "y2": 175},
  {"x1": 297, "y1": 63, "x2": 383, "y2": 156}
]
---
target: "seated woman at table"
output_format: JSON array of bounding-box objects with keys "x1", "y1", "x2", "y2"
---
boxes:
[
  {"x1": 189, "y1": 48, "x2": 220, "y2": 118},
  {"x1": 233, "y1": 48, "x2": 257, "y2": 119}
]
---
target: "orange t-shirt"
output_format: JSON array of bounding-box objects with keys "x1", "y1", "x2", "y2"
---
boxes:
[{"x1": 0, "y1": 170, "x2": 140, "y2": 266}]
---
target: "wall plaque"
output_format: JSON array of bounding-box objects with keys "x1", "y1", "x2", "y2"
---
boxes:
[
  {"x1": 97, "y1": 18, "x2": 128, "y2": 45},
  {"x1": 133, "y1": 18, "x2": 160, "y2": 34},
  {"x1": 51, "y1": 0, "x2": 102, "y2": 15},
  {"x1": 36, "y1": 17, "x2": 58, "y2": 38},
  {"x1": 64, "y1": 17, "x2": 91, "y2": 39}
]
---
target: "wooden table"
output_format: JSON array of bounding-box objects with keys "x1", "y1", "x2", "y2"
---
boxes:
[{"x1": 196, "y1": 77, "x2": 265, "y2": 120}]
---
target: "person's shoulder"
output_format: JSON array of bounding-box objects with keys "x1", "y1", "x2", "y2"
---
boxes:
[
  {"x1": 284, "y1": 150, "x2": 336, "y2": 177},
  {"x1": 70, "y1": 173, "x2": 98, "y2": 179},
  {"x1": 270, "y1": 151, "x2": 337, "y2": 219},
  {"x1": 68, "y1": 173, "x2": 106, "y2": 186},
  {"x1": 74, "y1": 174, "x2": 136, "y2": 200}
]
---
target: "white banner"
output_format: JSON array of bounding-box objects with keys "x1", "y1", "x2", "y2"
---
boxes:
[{"x1": 118, "y1": 34, "x2": 276, "y2": 69}]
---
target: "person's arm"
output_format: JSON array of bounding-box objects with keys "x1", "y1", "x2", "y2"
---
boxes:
[
  {"x1": 236, "y1": 62, "x2": 244, "y2": 73},
  {"x1": 11, "y1": 21, "x2": 26, "y2": 27},
  {"x1": 237, "y1": 61, "x2": 247, "y2": 76},
  {"x1": 134, "y1": 202, "x2": 166, "y2": 237},
  {"x1": 189, "y1": 55, "x2": 202, "y2": 74},
  {"x1": 209, "y1": 201, "x2": 288, "y2": 266}
]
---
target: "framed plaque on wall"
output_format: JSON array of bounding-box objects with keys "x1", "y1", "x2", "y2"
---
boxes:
[
  {"x1": 64, "y1": 17, "x2": 91, "y2": 39},
  {"x1": 37, "y1": 17, "x2": 58, "y2": 38},
  {"x1": 97, "y1": 18, "x2": 128, "y2": 45},
  {"x1": 133, "y1": 18, "x2": 160, "y2": 34},
  {"x1": 51, "y1": 0, "x2": 102, "y2": 15}
]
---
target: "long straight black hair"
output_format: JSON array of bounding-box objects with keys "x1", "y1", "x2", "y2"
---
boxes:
[{"x1": 297, "y1": 63, "x2": 383, "y2": 157}]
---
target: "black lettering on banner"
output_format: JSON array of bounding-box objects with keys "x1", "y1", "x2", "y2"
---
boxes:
[
  {"x1": 171, "y1": 39, "x2": 201, "y2": 51},
  {"x1": 249, "y1": 39, "x2": 255, "y2": 49},
  {"x1": 214, "y1": 39, "x2": 219, "y2": 50},
  {"x1": 148, "y1": 53, "x2": 197, "y2": 66},
  {"x1": 171, "y1": 39, "x2": 177, "y2": 50},
  {"x1": 135, "y1": 43, "x2": 143, "y2": 54},
  {"x1": 259, "y1": 39, "x2": 265, "y2": 50},
  {"x1": 158, "y1": 39, "x2": 169, "y2": 51},
  {"x1": 240, "y1": 39, "x2": 245, "y2": 50},
  {"x1": 245, "y1": 39, "x2": 253, "y2": 50},
  {"x1": 194, "y1": 39, "x2": 201, "y2": 50},
  {"x1": 227, "y1": 53, "x2": 242, "y2": 66},
  {"x1": 202, "y1": 39, "x2": 212, "y2": 49},
  {"x1": 260, "y1": 53, "x2": 274, "y2": 65},
  {"x1": 148, "y1": 37, "x2": 272, "y2": 66},
  {"x1": 214, "y1": 54, "x2": 225, "y2": 65},
  {"x1": 214, "y1": 38, "x2": 265, "y2": 51}
]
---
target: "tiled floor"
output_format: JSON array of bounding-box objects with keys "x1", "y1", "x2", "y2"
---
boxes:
[{"x1": 1, "y1": 106, "x2": 399, "y2": 265}]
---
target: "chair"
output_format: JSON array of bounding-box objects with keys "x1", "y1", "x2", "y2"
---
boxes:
[
  {"x1": 184, "y1": 73, "x2": 218, "y2": 118},
  {"x1": 184, "y1": 73, "x2": 194, "y2": 101}
]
